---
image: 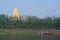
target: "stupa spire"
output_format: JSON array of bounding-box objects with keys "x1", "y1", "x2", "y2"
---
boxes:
[{"x1": 12, "y1": 6, "x2": 19, "y2": 20}]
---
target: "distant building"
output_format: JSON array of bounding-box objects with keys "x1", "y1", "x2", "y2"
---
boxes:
[
  {"x1": 12, "y1": 7, "x2": 19, "y2": 20},
  {"x1": 12, "y1": 7, "x2": 27, "y2": 20}
]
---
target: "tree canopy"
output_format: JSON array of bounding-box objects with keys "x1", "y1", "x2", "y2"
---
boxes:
[{"x1": 0, "y1": 14, "x2": 60, "y2": 29}]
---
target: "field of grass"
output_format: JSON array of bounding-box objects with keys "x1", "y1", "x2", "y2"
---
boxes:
[
  {"x1": 0, "y1": 29, "x2": 60, "y2": 40},
  {"x1": 0, "y1": 31, "x2": 40, "y2": 40}
]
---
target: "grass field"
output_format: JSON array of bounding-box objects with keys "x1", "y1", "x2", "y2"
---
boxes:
[{"x1": 0, "y1": 29, "x2": 60, "y2": 40}]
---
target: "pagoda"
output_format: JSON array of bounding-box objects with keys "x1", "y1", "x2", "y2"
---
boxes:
[{"x1": 12, "y1": 7, "x2": 19, "y2": 20}]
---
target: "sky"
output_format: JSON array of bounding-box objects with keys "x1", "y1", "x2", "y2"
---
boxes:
[{"x1": 0, "y1": 0, "x2": 60, "y2": 18}]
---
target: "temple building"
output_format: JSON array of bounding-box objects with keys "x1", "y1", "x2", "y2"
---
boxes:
[
  {"x1": 12, "y1": 7, "x2": 27, "y2": 20},
  {"x1": 12, "y1": 7, "x2": 19, "y2": 20}
]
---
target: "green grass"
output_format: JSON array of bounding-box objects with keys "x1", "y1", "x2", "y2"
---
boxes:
[
  {"x1": 0, "y1": 31, "x2": 35, "y2": 35},
  {"x1": 0, "y1": 29, "x2": 60, "y2": 40},
  {"x1": 0, "y1": 32, "x2": 60, "y2": 40},
  {"x1": 0, "y1": 31, "x2": 40, "y2": 40}
]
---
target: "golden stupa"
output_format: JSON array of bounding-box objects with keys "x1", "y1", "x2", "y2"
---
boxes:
[{"x1": 12, "y1": 7, "x2": 19, "y2": 20}]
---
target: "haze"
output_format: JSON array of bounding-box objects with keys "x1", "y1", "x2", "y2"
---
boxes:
[{"x1": 0, "y1": 0, "x2": 60, "y2": 18}]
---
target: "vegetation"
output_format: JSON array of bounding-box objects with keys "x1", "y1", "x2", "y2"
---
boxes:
[
  {"x1": 0, "y1": 30, "x2": 60, "y2": 40},
  {"x1": 0, "y1": 14, "x2": 60, "y2": 29}
]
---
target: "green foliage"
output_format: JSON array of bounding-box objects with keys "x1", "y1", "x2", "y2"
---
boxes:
[{"x1": 0, "y1": 14, "x2": 60, "y2": 29}]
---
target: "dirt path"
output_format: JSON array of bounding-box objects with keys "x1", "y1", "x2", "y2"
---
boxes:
[{"x1": 4, "y1": 28, "x2": 60, "y2": 33}]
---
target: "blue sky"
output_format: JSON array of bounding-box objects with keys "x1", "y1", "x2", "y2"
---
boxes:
[{"x1": 0, "y1": 0, "x2": 60, "y2": 18}]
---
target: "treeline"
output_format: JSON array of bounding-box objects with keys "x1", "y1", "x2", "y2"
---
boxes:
[{"x1": 0, "y1": 14, "x2": 60, "y2": 29}]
